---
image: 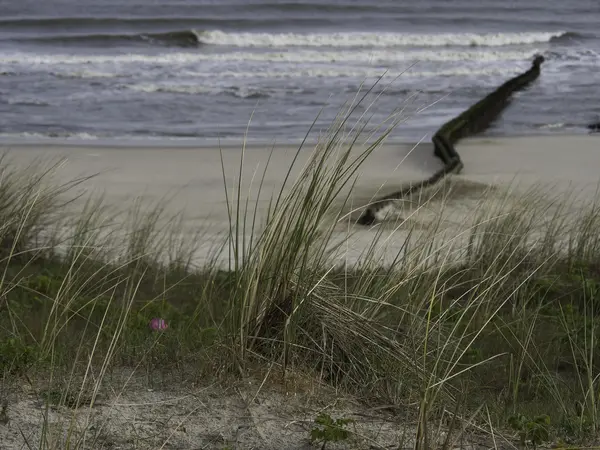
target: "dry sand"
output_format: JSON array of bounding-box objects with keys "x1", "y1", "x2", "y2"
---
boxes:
[{"x1": 1, "y1": 134, "x2": 598, "y2": 266}]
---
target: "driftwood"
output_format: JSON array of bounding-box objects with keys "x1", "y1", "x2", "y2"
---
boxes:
[{"x1": 357, "y1": 55, "x2": 545, "y2": 226}]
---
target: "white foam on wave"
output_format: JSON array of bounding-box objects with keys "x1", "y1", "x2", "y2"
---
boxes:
[
  {"x1": 197, "y1": 30, "x2": 567, "y2": 48},
  {"x1": 6, "y1": 96, "x2": 51, "y2": 106},
  {"x1": 0, "y1": 132, "x2": 99, "y2": 140},
  {"x1": 119, "y1": 66, "x2": 522, "y2": 100},
  {"x1": 1, "y1": 49, "x2": 533, "y2": 85},
  {"x1": 128, "y1": 83, "x2": 216, "y2": 95},
  {"x1": 539, "y1": 122, "x2": 566, "y2": 129},
  {"x1": 53, "y1": 70, "x2": 119, "y2": 79},
  {"x1": 182, "y1": 66, "x2": 522, "y2": 80},
  {"x1": 165, "y1": 48, "x2": 538, "y2": 64},
  {"x1": 127, "y1": 83, "x2": 273, "y2": 98},
  {"x1": 252, "y1": 48, "x2": 535, "y2": 63},
  {"x1": 0, "y1": 47, "x2": 540, "y2": 67}
]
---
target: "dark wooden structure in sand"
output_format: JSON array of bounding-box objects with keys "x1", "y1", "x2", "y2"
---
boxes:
[{"x1": 358, "y1": 55, "x2": 546, "y2": 226}]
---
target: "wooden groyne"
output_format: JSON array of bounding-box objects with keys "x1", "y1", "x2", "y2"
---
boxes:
[{"x1": 357, "y1": 55, "x2": 545, "y2": 226}]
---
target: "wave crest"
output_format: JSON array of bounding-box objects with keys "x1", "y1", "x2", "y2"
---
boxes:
[
  {"x1": 6, "y1": 28, "x2": 577, "y2": 50},
  {"x1": 197, "y1": 30, "x2": 571, "y2": 48},
  {"x1": 13, "y1": 29, "x2": 201, "y2": 48}
]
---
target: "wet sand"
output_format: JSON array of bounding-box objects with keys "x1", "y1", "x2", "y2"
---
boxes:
[{"x1": 1, "y1": 134, "x2": 598, "y2": 265}]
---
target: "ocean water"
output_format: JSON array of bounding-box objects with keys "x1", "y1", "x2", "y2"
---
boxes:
[{"x1": 0, "y1": 0, "x2": 599, "y2": 144}]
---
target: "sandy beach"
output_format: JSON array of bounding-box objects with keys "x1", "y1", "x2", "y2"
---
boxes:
[{"x1": 1, "y1": 134, "x2": 598, "y2": 265}]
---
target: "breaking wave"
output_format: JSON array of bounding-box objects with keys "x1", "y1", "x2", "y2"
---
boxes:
[
  {"x1": 0, "y1": 48, "x2": 542, "y2": 67},
  {"x1": 7, "y1": 28, "x2": 576, "y2": 50},
  {"x1": 197, "y1": 30, "x2": 572, "y2": 48}
]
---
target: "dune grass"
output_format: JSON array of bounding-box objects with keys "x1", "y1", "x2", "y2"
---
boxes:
[{"x1": 1, "y1": 105, "x2": 600, "y2": 449}]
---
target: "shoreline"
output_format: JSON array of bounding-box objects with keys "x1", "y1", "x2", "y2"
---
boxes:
[{"x1": 0, "y1": 129, "x2": 593, "y2": 150}]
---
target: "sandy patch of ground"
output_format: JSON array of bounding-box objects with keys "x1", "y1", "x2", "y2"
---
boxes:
[{"x1": 0, "y1": 369, "x2": 507, "y2": 449}]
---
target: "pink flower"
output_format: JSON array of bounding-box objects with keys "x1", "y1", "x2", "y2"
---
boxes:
[{"x1": 149, "y1": 318, "x2": 168, "y2": 331}]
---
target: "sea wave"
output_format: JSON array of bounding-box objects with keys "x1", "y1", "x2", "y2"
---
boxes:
[
  {"x1": 0, "y1": 48, "x2": 542, "y2": 67},
  {"x1": 207, "y1": 48, "x2": 539, "y2": 64},
  {"x1": 12, "y1": 30, "x2": 202, "y2": 48},
  {"x1": 197, "y1": 30, "x2": 571, "y2": 48},
  {"x1": 51, "y1": 66, "x2": 521, "y2": 83},
  {"x1": 539, "y1": 122, "x2": 566, "y2": 129},
  {"x1": 127, "y1": 83, "x2": 215, "y2": 95},
  {"x1": 0, "y1": 131, "x2": 100, "y2": 140},
  {"x1": 5, "y1": 96, "x2": 51, "y2": 106},
  {"x1": 126, "y1": 83, "x2": 301, "y2": 99},
  {"x1": 120, "y1": 67, "x2": 523, "y2": 100},
  {"x1": 156, "y1": 48, "x2": 539, "y2": 64},
  {"x1": 5, "y1": 27, "x2": 575, "y2": 50},
  {"x1": 180, "y1": 66, "x2": 523, "y2": 80},
  {"x1": 53, "y1": 70, "x2": 120, "y2": 79},
  {"x1": 0, "y1": 131, "x2": 246, "y2": 143},
  {"x1": 549, "y1": 31, "x2": 586, "y2": 44}
]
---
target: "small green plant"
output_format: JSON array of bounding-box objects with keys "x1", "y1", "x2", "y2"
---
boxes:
[
  {"x1": 508, "y1": 413, "x2": 551, "y2": 449},
  {"x1": 0, "y1": 337, "x2": 37, "y2": 374},
  {"x1": 310, "y1": 412, "x2": 354, "y2": 449},
  {"x1": 553, "y1": 440, "x2": 583, "y2": 450}
]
